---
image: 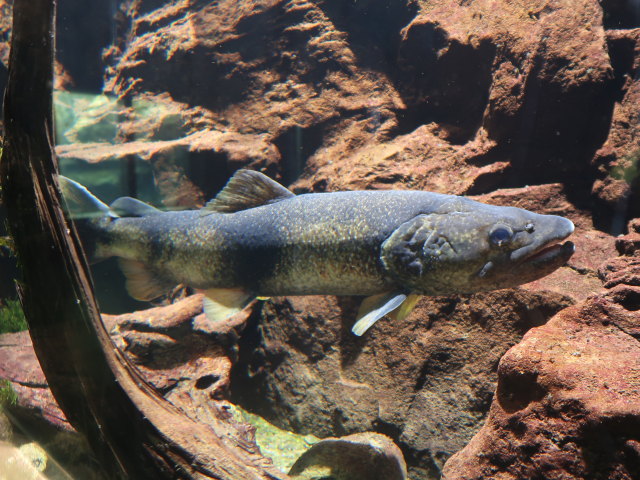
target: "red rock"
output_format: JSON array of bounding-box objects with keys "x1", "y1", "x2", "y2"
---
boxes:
[
  {"x1": 442, "y1": 220, "x2": 640, "y2": 480},
  {"x1": 97, "y1": 0, "x2": 620, "y2": 207},
  {"x1": 0, "y1": 332, "x2": 71, "y2": 432},
  {"x1": 232, "y1": 289, "x2": 574, "y2": 478}
]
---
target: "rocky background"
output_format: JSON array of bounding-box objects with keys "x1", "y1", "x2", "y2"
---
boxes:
[{"x1": 0, "y1": 0, "x2": 639, "y2": 479}]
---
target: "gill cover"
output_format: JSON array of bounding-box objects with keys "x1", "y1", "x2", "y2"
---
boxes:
[{"x1": 380, "y1": 214, "x2": 458, "y2": 285}]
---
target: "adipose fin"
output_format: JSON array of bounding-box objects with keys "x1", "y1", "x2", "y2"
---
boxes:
[{"x1": 110, "y1": 197, "x2": 162, "y2": 217}]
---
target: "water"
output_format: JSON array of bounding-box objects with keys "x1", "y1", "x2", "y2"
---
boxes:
[{"x1": 1, "y1": 1, "x2": 639, "y2": 479}]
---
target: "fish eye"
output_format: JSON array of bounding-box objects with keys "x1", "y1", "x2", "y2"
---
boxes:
[{"x1": 489, "y1": 226, "x2": 513, "y2": 247}]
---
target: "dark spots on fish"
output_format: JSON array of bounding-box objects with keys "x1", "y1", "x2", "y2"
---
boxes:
[
  {"x1": 234, "y1": 244, "x2": 282, "y2": 292},
  {"x1": 148, "y1": 229, "x2": 175, "y2": 264}
]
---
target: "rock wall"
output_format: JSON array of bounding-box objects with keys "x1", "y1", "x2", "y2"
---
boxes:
[
  {"x1": 96, "y1": 0, "x2": 638, "y2": 221},
  {"x1": 0, "y1": 0, "x2": 638, "y2": 479}
]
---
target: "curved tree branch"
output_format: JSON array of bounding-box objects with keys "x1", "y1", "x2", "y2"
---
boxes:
[{"x1": 0, "y1": 0, "x2": 288, "y2": 478}]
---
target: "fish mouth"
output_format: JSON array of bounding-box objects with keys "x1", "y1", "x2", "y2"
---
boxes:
[{"x1": 518, "y1": 240, "x2": 575, "y2": 267}]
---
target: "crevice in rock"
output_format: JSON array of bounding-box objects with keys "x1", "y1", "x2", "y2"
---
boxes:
[
  {"x1": 500, "y1": 55, "x2": 615, "y2": 212},
  {"x1": 582, "y1": 416, "x2": 640, "y2": 478},
  {"x1": 601, "y1": 1, "x2": 640, "y2": 29},
  {"x1": 496, "y1": 369, "x2": 546, "y2": 414},
  {"x1": 57, "y1": 0, "x2": 114, "y2": 92},
  {"x1": 273, "y1": 123, "x2": 327, "y2": 185},
  {"x1": 229, "y1": 307, "x2": 291, "y2": 428},
  {"x1": 463, "y1": 165, "x2": 512, "y2": 196},
  {"x1": 606, "y1": 33, "x2": 637, "y2": 102},
  {"x1": 195, "y1": 374, "x2": 220, "y2": 390},
  {"x1": 611, "y1": 286, "x2": 640, "y2": 311},
  {"x1": 321, "y1": 0, "x2": 419, "y2": 70},
  {"x1": 372, "y1": 418, "x2": 403, "y2": 440},
  {"x1": 393, "y1": 23, "x2": 496, "y2": 144},
  {"x1": 186, "y1": 151, "x2": 232, "y2": 201}
]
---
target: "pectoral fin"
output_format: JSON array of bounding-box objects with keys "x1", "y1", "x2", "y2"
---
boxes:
[
  {"x1": 201, "y1": 288, "x2": 254, "y2": 321},
  {"x1": 352, "y1": 292, "x2": 407, "y2": 336}
]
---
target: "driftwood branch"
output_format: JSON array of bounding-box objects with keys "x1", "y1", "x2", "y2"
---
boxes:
[{"x1": 0, "y1": 0, "x2": 288, "y2": 478}]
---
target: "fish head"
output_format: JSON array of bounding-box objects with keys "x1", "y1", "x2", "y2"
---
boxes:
[{"x1": 380, "y1": 205, "x2": 575, "y2": 294}]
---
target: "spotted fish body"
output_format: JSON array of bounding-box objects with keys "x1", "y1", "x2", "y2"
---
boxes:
[{"x1": 61, "y1": 170, "x2": 575, "y2": 335}]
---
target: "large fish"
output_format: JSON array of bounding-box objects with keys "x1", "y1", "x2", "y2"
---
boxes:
[{"x1": 60, "y1": 169, "x2": 575, "y2": 335}]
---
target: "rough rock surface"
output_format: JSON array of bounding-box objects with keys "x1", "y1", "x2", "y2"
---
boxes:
[
  {"x1": 0, "y1": 296, "x2": 262, "y2": 478},
  {"x1": 288, "y1": 432, "x2": 407, "y2": 480},
  {"x1": 93, "y1": 0, "x2": 636, "y2": 222},
  {"x1": 591, "y1": 28, "x2": 640, "y2": 232},
  {"x1": 0, "y1": 332, "x2": 69, "y2": 432},
  {"x1": 441, "y1": 221, "x2": 640, "y2": 480},
  {"x1": 232, "y1": 288, "x2": 575, "y2": 479}
]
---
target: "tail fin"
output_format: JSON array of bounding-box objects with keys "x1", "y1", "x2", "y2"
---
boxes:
[
  {"x1": 58, "y1": 175, "x2": 115, "y2": 262},
  {"x1": 58, "y1": 175, "x2": 114, "y2": 220}
]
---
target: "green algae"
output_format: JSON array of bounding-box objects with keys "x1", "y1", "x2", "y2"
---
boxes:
[
  {"x1": 0, "y1": 299, "x2": 27, "y2": 334},
  {"x1": 0, "y1": 380, "x2": 17, "y2": 408},
  {"x1": 231, "y1": 405, "x2": 319, "y2": 473}
]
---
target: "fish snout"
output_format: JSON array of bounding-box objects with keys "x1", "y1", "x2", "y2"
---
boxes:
[{"x1": 510, "y1": 214, "x2": 575, "y2": 264}]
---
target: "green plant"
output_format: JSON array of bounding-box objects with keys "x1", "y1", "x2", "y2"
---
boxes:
[
  {"x1": 0, "y1": 299, "x2": 27, "y2": 333},
  {"x1": 0, "y1": 379, "x2": 17, "y2": 407},
  {"x1": 0, "y1": 235, "x2": 14, "y2": 253}
]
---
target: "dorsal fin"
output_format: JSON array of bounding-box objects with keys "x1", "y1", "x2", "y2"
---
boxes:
[
  {"x1": 110, "y1": 197, "x2": 162, "y2": 217},
  {"x1": 203, "y1": 169, "x2": 294, "y2": 214}
]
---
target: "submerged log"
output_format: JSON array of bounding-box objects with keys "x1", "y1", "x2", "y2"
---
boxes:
[{"x1": 0, "y1": 0, "x2": 288, "y2": 478}]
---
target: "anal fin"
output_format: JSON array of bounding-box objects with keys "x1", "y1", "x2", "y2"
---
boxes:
[
  {"x1": 201, "y1": 288, "x2": 254, "y2": 321},
  {"x1": 119, "y1": 259, "x2": 175, "y2": 301},
  {"x1": 352, "y1": 292, "x2": 407, "y2": 336}
]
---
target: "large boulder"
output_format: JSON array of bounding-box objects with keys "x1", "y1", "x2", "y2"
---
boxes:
[{"x1": 441, "y1": 220, "x2": 640, "y2": 479}]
